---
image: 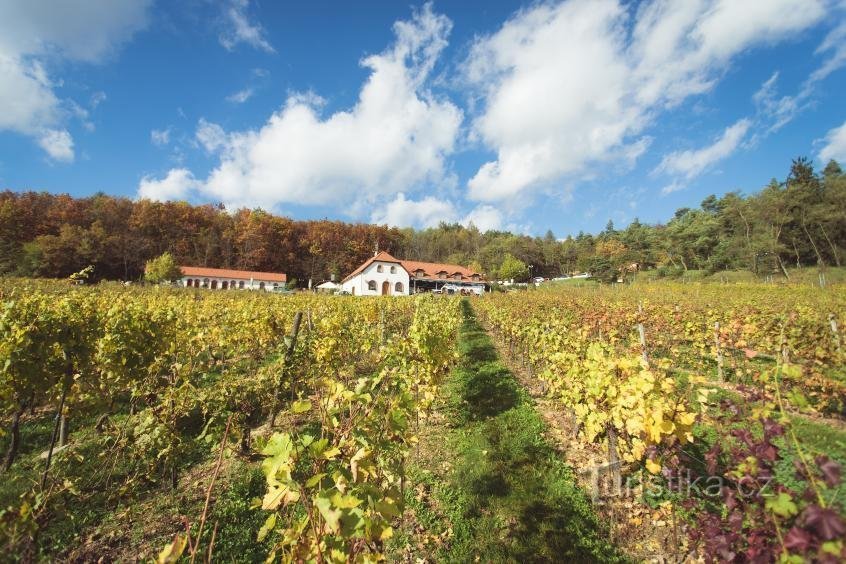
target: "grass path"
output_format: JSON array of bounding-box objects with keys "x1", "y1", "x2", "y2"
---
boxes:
[{"x1": 393, "y1": 299, "x2": 625, "y2": 562}]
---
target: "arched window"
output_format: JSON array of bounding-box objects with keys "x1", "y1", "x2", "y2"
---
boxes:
[
  {"x1": 259, "y1": 281, "x2": 265, "y2": 290},
  {"x1": 454, "y1": 273, "x2": 462, "y2": 280},
  {"x1": 211, "y1": 280, "x2": 218, "y2": 289},
  {"x1": 395, "y1": 282, "x2": 404, "y2": 293},
  {"x1": 186, "y1": 279, "x2": 193, "y2": 287},
  {"x1": 203, "y1": 278, "x2": 210, "y2": 288},
  {"x1": 221, "y1": 281, "x2": 228, "y2": 290},
  {"x1": 376, "y1": 264, "x2": 383, "y2": 273},
  {"x1": 239, "y1": 281, "x2": 245, "y2": 289},
  {"x1": 390, "y1": 265, "x2": 396, "y2": 273},
  {"x1": 367, "y1": 280, "x2": 377, "y2": 291},
  {"x1": 273, "y1": 283, "x2": 279, "y2": 288},
  {"x1": 230, "y1": 280, "x2": 236, "y2": 289}
]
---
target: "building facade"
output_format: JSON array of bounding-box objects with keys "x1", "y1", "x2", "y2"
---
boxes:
[
  {"x1": 340, "y1": 252, "x2": 410, "y2": 296},
  {"x1": 179, "y1": 266, "x2": 287, "y2": 291},
  {"x1": 341, "y1": 252, "x2": 485, "y2": 296}
]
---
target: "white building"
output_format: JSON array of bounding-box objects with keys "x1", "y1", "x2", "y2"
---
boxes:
[
  {"x1": 180, "y1": 266, "x2": 287, "y2": 291},
  {"x1": 341, "y1": 251, "x2": 485, "y2": 296}
]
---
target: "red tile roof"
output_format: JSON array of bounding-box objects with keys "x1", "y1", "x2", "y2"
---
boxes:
[
  {"x1": 341, "y1": 251, "x2": 403, "y2": 283},
  {"x1": 400, "y1": 260, "x2": 482, "y2": 281},
  {"x1": 180, "y1": 266, "x2": 287, "y2": 282},
  {"x1": 341, "y1": 252, "x2": 484, "y2": 284}
]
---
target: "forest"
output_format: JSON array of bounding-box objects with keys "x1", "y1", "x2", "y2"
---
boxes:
[{"x1": 1, "y1": 157, "x2": 844, "y2": 285}]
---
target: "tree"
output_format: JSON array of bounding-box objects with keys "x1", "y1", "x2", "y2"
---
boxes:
[
  {"x1": 584, "y1": 256, "x2": 618, "y2": 284},
  {"x1": 144, "y1": 252, "x2": 182, "y2": 284},
  {"x1": 498, "y1": 253, "x2": 529, "y2": 282}
]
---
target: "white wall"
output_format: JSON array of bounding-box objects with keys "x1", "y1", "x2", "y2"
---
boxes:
[
  {"x1": 180, "y1": 276, "x2": 282, "y2": 291},
  {"x1": 341, "y1": 261, "x2": 410, "y2": 296}
]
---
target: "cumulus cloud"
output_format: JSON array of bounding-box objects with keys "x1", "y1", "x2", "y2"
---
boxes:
[
  {"x1": 818, "y1": 120, "x2": 846, "y2": 163},
  {"x1": 462, "y1": 205, "x2": 503, "y2": 232},
  {"x1": 464, "y1": 0, "x2": 827, "y2": 201},
  {"x1": 144, "y1": 3, "x2": 462, "y2": 212},
  {"x1": 654, "y1": 118, "x2": 751, "y2": 191},
  {"x1": 37, "y1": 129, "x2": 75, "y2": 162},
  {"x1": 151, "y1": 127, "x2": 171, "y2": 146},
  {"x1": 0, "y1": 0, "x2": 150, "y2": 160},
  {"x1": 138, "y1": 168, "x2": 200, "y2": 202},
  {"x1": 219, "y1": 0, "x2": 275, "y2": 53},
  {"x1": 370, "y1": 193, "x2": 457, "y2": 228},
  {"x1": 370, "y1": 195, "x2": 505, "y2": 232}
]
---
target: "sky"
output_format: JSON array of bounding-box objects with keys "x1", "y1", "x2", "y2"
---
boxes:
[{"x1": 1, "y1": 0, "x2": 846, "y2": 237}]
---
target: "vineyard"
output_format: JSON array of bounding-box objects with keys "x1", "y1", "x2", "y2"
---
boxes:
[
  {"x1": 475, "y1": 284, "x2": 846, "y2": 562},
  {"x1": 0, "y1": 280, "x2": 461, "y2": 561},
  {"x1": 1, "y1": 279, "x2": 845, "y2": 562}
]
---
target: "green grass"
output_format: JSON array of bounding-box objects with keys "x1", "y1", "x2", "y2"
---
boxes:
[{"x1": 403, "y1": 299, "x2": 625, "y2": 562}]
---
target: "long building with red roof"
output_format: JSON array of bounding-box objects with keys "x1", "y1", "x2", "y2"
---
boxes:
[
  {"x1": 340, "y1": 251, "x2": 485, "y2": 296},
  {"x1": 180, "y1": 266, "x2": 287, "y2": 291}
]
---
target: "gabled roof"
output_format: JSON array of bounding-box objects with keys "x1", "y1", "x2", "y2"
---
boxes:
[
  {"x1": 341, "y1": 252, "x2": 485, "y2": 284},
  {"x1": 180, "y1": 266, "x2": 287, "y2": 282},
  {"x1": 341, "y1": 251, "x2": 405, "y2": 283}
]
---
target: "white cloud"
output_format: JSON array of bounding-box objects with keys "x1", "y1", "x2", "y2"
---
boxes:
[
  {"x1": 146, "y1": 3, "x2": 462, "y2": 212},
  {"x1": 226, "y1": 88, "x2": 254, "y2": 104},
  {"x1": 219, "y1": 0, "x2": 275, "y2": 53},
  {"x1": 151, "y1": 128, "x2": 171, "y2": 146},
  {"x1": 195, "y1": 119, "x2": 227, "y2": 153},
  {"x1": 753, "y1": 21, "x2": 846, "y2": 133},
  {"x1": 138, "y1": 168, "x2": 200, "y2": 202},
  {"x1": 370, "y1": 196, "x2": 505, "y2": 232},
  {"x1": 462, "y1": 205, "x2": 503, "y2": 232},
  {"x1": 371, "y1": 193, "x2": 457, "y2": 228},
  {"x1": 0, "y1": 0, "x2": 150, "y2": 160},
  {"x1": 464, "y1": 0, "x2": 827, "y2": 201},
  {"x1": 654, "y1": 118, "x2": 751, "y2": 188},
  {"x1": 38, "y1": 129, "x2": 75, "y2": 162},
  {"x1": 818, "y1": 120, "x2": 846, "y2": 163},
  {"x1": 90, "y1": 91, "x2": 107, "y2": 108}
]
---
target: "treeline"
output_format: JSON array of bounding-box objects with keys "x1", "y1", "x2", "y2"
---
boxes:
[{"x1": 1, "y1": 158, "x2": 844, "y2": 285}]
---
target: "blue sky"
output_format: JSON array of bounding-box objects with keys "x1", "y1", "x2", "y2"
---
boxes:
[{"x1": 2, "y1": 0, "x2": 845, "y2": 237}]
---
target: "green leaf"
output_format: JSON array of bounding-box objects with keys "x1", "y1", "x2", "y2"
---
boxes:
[
  {"x1": 257, "y1": 513, "x2": 276, "y2": 542},
  {"x1": 765, "y1": 492, "x2": 798, "y2": 518},
  {"x1": 292, "y1": 399, "x2": 311, "y2": 414},
  {"x1": 315, "y1": 494, "x2": 341, "y2": 533}
]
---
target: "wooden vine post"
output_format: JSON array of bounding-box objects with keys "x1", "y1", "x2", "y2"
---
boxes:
[
  {"x1": 268, "y1": 311, "x2": 303, "y2": 427},
  {"x1": 714, "y1": 321, "x2": 724, "y2": 381},
  {"x1": 830, "y1": 313, "x2": 841, "y2": 355}
]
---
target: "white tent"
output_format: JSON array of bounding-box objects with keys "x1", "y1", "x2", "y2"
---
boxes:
[{"x1": 316, "y1": 281, "x2": 341, "y2": 291}]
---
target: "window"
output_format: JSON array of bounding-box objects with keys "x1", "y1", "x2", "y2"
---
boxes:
[
  {"x1": 273, "y1": 283, "x2": 279, "y2": 288},
  {"x1": 472, "y1": 274, "x2": 480, "y2": 281},
  {"x1": 221, "y1": 281, "x2": 228, "y2": 290},
  {"x1": 203, "y1": 278, "x2": 210, "y2": 288},
  {"x1": 239, "y1": 281, "x2": 245, "y2": 289},
  {"x1": 376, "y1": 264, "x2": 383, "y2": 272},
  {"x1": 259, "y1": 281, "x2": 265, "y2": 290},
  {"x1": 453, "y1": 273, "x2": 462, "y2": 280},
  {"x1": 395, "y1": 282, "x2": 404, "y2": 293},
  {"x1": 186, "y1": 279, "x2": 193, "y2": 287},
  {"x1": 438, "y1": 272, "x2": 447, "y2": 279},
  {"x1": 210, "y1": 280, "x2": 218, "y2": 289},
  {"x1": 230, "y1": 280, "x2": 236, "y2": 289},
  {"x1": 367, "y1": 280, "x2": 377, "y2": 291},
  {"x1": 390, "y1": 265, "x2": 396, "y2": 273},
  {"x1": 416, "y1": 269, "x2": 424, "y2": 278}
]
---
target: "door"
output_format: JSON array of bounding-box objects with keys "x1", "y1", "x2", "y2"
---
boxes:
[{"x1": 381, "y1": 281, "x2": 390, "y2": 295}]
